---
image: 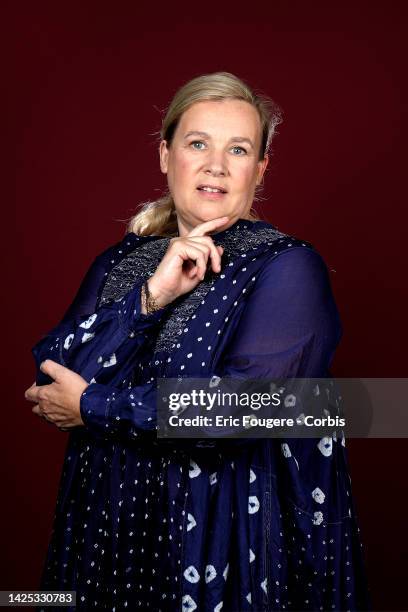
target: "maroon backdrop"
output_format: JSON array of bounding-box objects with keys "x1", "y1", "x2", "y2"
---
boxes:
[{"x1": 9, "y1": 2, "x2": 407, "y2": 610}]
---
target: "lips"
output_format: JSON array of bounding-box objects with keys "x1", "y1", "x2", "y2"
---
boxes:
[{"x1": 197, "y1": 184, "x2": 227, "y2": 193}]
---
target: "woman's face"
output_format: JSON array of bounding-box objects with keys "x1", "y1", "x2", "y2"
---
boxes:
[{"x1": 159, "y1": 99, "x2": 269, "y2": 236}]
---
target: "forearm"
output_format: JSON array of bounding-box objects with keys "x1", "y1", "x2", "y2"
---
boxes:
[{"x1": 32, "y1": 280, "x2": 171, "y2": 385}]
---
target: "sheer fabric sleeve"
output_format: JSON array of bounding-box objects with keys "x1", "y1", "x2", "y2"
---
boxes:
[
  {"x1": 218, "y1": 246, "x2": 342, "y2": 380},
  {"x1": 32, "y1": 250, "x2": 113, "y2": 386},
  {"x1": 57, "y1": 255, "x2": 109, "y2": 324},
  {"x1": 193, "y1": 246, "x2": 343, "y2": 445},
  {"x1": 31, "y1": 247, "x2": 172, "y2": 439},
  {"x1": 32, "y1": 278, "x2": 171, "y2": 386},
  {"x1": 55, "y1": 236, "x2": 139, "y2": 323}
]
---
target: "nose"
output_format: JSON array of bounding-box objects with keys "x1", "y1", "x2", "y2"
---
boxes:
[{"x1": 204, "y1": 150, "x2": 227, "y2": 177}]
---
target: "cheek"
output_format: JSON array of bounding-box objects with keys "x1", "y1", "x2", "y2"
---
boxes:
[
  {"x1": 179, "y1": 159, "x2": 192, "y2": 174},
  {"x1": 169, "y1": 157, "x2": 195, "y2": 188},
  {"x1": 236, "y1": 165, "x2": 258, "y2": 190}
]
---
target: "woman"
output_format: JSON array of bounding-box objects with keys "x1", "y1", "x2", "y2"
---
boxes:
[{"x1": 25, "y1": 72, "x2": 371, "y2": 611}]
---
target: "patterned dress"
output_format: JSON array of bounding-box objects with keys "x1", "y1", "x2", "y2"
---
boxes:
[{"x1": 32, "y1": 218, "x2": 372, "y2": 611}]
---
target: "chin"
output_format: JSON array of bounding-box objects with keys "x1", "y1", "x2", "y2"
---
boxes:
[{"x1": 192, "y1": 208, "x2": 229, "y2": 222}]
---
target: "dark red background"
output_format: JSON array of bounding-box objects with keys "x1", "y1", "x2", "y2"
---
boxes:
[{"x1": 8, "y1": 1, "x2": 407, "y2": 610}]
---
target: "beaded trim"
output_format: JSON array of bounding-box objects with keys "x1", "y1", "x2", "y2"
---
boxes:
[
  {"x1": 99, "y1": 238, "x2": 171, "y2": 306},
  {"x1": 98, "y1": 222, "x2": 288, "y2": 354}
]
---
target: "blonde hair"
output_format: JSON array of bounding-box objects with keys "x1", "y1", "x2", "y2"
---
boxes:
[{"x1": 126, "y1": 71, "x2": 283, "y2": 237}]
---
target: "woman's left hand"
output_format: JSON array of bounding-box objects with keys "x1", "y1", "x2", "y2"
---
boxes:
[{"x1": 24, "y1": 360, "x2": 89, "y2": 430}]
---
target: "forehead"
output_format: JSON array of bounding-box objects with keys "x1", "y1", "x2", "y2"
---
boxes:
[{"x1": 176, "y1": 99, "x2": 261, "y2": 140}]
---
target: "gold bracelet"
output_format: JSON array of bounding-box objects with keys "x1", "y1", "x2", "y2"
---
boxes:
[{"x1": 142, "y1": 281, "x2": 162, "y2": 314}]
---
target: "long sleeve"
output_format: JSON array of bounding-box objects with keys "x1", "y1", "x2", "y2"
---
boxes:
[
  {"x1": 32, "y1": 278, "x2": 171, "y2": 385},
  {"x1": 57, "y1": 255, "x2": 109, "y2": 325},
  {"x1": 32, "y1": 250, "x2": 115, "y2": 386},
  {"x1": 204, "y1": 246, "x2": 342, "y2": 443},
  {"x1": 218, "y1": 246, "x2": 342, "y2": 379},
  {"x1": 30, "y1": 235, "x2": 174, "y2": 440},
  {"x1": 55, "y1": 233, "x2": 144, "y2": 324}
]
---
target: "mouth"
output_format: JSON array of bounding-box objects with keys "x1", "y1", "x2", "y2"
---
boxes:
[{"x1": 196, "y1": 184, "x2": 228, "y2": 199}]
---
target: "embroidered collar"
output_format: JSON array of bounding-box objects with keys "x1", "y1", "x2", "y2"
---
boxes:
[{"x1": 99, "y1": 218, "x2": 290, "y2": 355}]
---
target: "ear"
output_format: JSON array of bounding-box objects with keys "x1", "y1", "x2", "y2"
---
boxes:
[
  {"x1": 159, "y1": 140, "x2": 169, "y2": 174},
  {"x1": 256, "y1": 154, "x2": 269, "y2": 185}
]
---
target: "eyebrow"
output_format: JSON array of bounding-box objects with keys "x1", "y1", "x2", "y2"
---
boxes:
[{"x1": 183, "y1": 130, "x2": 254, "y2": 148}]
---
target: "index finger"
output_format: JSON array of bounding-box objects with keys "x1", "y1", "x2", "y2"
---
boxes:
[
  {"x1": 188, "y1": 216, "x2": 230, "y2": 237},
  {"x1": 25, "y1": 383, "x2": 39, "y2": 402}
]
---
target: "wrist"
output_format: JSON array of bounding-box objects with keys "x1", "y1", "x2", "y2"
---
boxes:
[
  {"x1": 141, "y1": 279, "x2": 172, "y2": 315},
  {"x1": 146, "y1": 278, "x2": 173, "y2": 309}
]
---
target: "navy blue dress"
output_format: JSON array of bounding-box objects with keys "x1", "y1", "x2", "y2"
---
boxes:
[{"x1": 33, "y1": 218, "x2": 372, "y2": 611}]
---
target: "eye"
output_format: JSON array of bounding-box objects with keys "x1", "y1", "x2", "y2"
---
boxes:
[
  {"x1": 231, "y1": 146, "x2": 247, "y2": 155},
  {"x1": 190, "y1": 140, "x2": 206, "y2": 150}
]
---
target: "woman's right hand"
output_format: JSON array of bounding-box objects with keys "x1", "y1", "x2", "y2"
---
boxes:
[{"x1": 145, "y1": 216, "x2": 230, "y2": 310}]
